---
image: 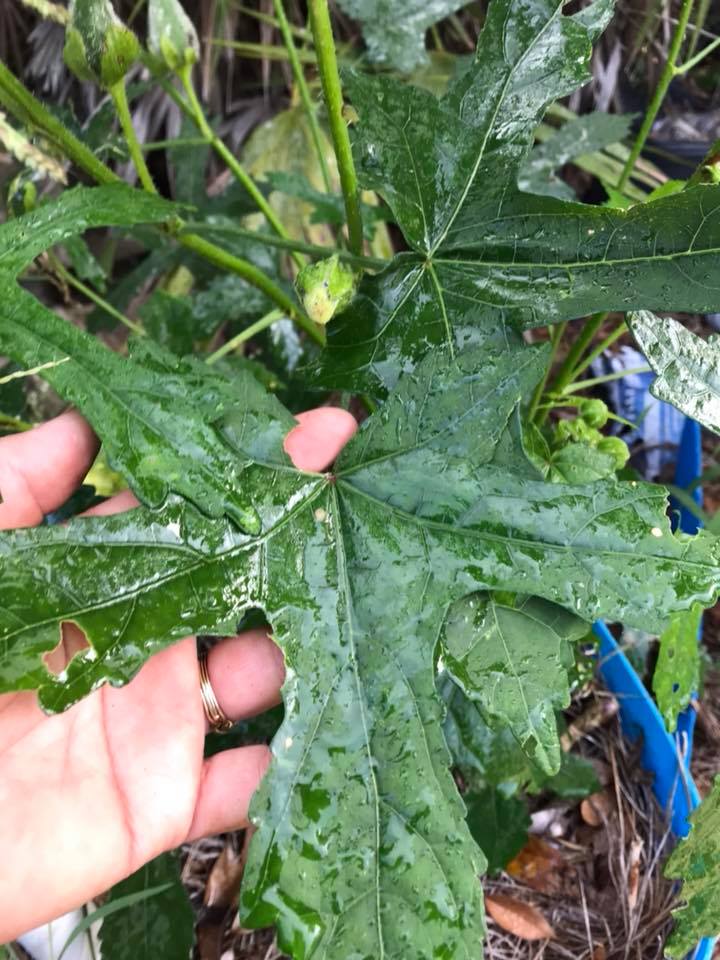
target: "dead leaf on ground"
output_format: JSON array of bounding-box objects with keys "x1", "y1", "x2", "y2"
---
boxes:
[
  {"x1": 485, "y1": 893, "x2": 555, "y2": 941},
  {"x1": 506, "y1": 836, "x2": 567, "y2": 894},
  {"x1": 580, "y1": 790, "x2": 614, "y2": 827}
]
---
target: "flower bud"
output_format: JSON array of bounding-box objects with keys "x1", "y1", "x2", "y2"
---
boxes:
[
  {"x1": 147, "y1": 0, "x2": 199, "y2": 73},
  {"x1": 64, "y1": 0, "x2": 139, "y2": 89}
]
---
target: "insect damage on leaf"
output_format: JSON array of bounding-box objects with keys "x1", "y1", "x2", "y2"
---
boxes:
[{"x1": 2, "y1": 335, "x2": 720, "y2": 958}]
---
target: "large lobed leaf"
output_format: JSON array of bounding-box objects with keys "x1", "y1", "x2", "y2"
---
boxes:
[
  {"x1": 314, "y1": 0, "x2": 720, "y2": 397},
  {"x1": 2, "y1": 329, "x2": 720, "y2": 956}
]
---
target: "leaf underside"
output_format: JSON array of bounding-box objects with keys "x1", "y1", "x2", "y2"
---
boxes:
[{"x1": 629, "y1": 311, "x2": 720, "y2": 438}]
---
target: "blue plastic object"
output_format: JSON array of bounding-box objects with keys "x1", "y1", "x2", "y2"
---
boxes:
[{"x1": 595, "y1": 415, "x2": 714, "y2": 960}]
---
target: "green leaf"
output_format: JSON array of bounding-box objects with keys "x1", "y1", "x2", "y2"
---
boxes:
[
  {"x1": 0, "y1": 288, "x2": 294, "y2": 532},
  {"x1": 519, "y1": 112, "x2": 634, "y2": 200},
  {"x1": 534, "y1": 751, "x2": 600, "y2": 800},
  {"x1": 0, "y1": 184, "x2": 175, "y2": 277},
  {"x1": 3, "y1": 337, "x2": 720, "y2": 957},
  {"x1": 313, "y1": 1, "x2": 720, "y2": 397},
  {"x1": 465, "y1": 787, "x2": 530, "y2": 874},
  {"x1": 441, "y1": 674, "x2": 536, "y2": 786},
  {"x1": 98, "y1": 852, "x2": 194, "y2": 960},
  {"x1": 652, "y1": 604, "x2": 702, "y2": 733},
  {"x1": 441, "y1": 594, "x2": 587, "y2": 774},
  {"x1": 335, "y1": 0, "x2": 466, "y2": 72},
  {"x1": 665, "y1": 776, "x2": 720, "y2": 957},
  {"x1": 629, "y1": 311, "x2": 720, "y2": 436}
]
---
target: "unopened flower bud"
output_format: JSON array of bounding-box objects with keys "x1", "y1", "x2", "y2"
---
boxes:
[
  {"x1": 64, "y1": 0, "x2": 139, "y2": 89},
  {"x1": 147, "y1": 0, "x2": 199, "y2": 73}
]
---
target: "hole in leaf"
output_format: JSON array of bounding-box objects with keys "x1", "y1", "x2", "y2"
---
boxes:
[
  {"x1": 43, "y1": 621, "x2": 91, "y2": 677},
  {"x1": 672, "y1": 682, "x2": 680, "y2": 694}
]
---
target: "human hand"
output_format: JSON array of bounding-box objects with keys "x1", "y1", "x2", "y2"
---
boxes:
[{"x1": 0, "y1": 406, "x2": 357, "y2": 942}]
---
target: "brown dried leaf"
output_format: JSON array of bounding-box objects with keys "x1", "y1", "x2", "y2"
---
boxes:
[
  {"x1": 580, "y1": 790, "x2": 614, "y2": 827},
  {"x1": 506, "y1": 836, "x2": 567, "y2": 894},
  {"x1": 485, "y1": 894, "x2": 555, "y2": 941}
]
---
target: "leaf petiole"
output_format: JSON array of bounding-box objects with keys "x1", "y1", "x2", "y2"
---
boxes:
[{"x1": 307, "y1": 0, "x2": 363, "y2": 256}]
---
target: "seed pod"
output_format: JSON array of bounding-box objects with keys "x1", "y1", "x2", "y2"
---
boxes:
[
  {"x1": 64, "y1": 0, "x2": 139, "y2": 89},
  {"x1": 147, "y1": 0, "x2": 200, "y2": 73}
]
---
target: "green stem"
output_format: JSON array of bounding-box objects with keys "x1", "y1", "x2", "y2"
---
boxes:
[
  {"x1": 535, "y1": 313, "x2": 607, "y2": 424},
  {"x1": 209, "y1": 39, "x2": 316, "y2": 63},
  {"x1": 307, "y1": 0, "x2": 363, "y2": 256},
  {"x1": 206, "y1": 308, "x2": 284, "y2": 364},
  {"x1": 231, "y1": 2, "x2": 312, "y2": 41},
  {"x1": 142, "y1": 136, "x2": 208, "y2": 152},
  {"x1": 177, "y1": 65, "x2": 303, "y2": 268},
  {"x1": 686, "y1": 0, "x2": 712, "y2": 59},
  {"x1": 178, "y1": 230, "x2": 324, "y2": 345},
  {"x1": 676, "y1": 32, "x2": 720, "y2": 75},
  {"x1": 617, "y1": 0, "x2": 696, "y2": 191},
  {"x1": 183, "y1": 220, "x2": 386, "y2": 269},
  {"x1": 273, "y1": 0, "x2": 332, "y2": 194},
  {"x1": 0, "y1": 414, "x2": 32, "y2": 432},
  {"x1": 0, "y1": 61, "x2": 118, "y2": 185},
  {"x1": 566, "y1": 321, "x2": 628, "y2": 384},
  {"x1": 109, "y1": 80, "x2": 157, "y2": 194},
  {"x1": 563, "y1": 366, "x2": 650, "y2": 394},
  {"x1": 50, "y1": 254, "x2": 146, "y2": 336},
  {"x1": 528, "y1": 322, "x2": 566, "y2": 423},
  {"x1": 0, "y1": 65, "x2": 320, "y2": 343}
]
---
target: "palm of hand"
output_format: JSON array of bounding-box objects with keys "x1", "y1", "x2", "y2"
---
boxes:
[{"x1": 0, "y1": 407, "x2": 357, "y2": 942}]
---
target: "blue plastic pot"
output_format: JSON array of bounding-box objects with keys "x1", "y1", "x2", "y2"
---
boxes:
[{"x1": 594, "y1": 418, "x2": 714, "y2": 960}]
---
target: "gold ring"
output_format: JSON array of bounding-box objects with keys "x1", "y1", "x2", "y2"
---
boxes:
[{"x1": 198, "y1": 648, "x2": 233, "y2": 732}]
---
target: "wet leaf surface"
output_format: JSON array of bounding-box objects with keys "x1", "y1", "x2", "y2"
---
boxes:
[
  {"x1": 314, "y1": 0, "x2": 720, "y2": 397},
  {"x1": 665, "y1": 776, "x2": 720, "y2": 957},
  {"x1": 652, "y1": 604, "x2": 702, "y2": 733},
  {"x1": 629, "y1": 311, "x2": 720, "y2": 437},
  {"x1": 335, "y1": 0, "x2": 465, "y2": 72},
  {"x1": 2, "y1": 334, "x2": 720, "y2": 957}
]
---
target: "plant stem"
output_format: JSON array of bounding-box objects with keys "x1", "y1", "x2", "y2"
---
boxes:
[
  {"x1": 528, "y1": 322, "x2": 566, "y2": 423},
  {"x1": 206, "y1": 308, "x2": 284, "y2": 364},
  {"x1": 0, "y1": 65, "x2": 320, "y2": 342},
  {"x1": 273, "y1": 0, "x2": 332, "y2": 194},
  {"x1": 110, "y1": 80, "x2": 157, "y2": 194},
  {"x1": 535, "y1": 314, "x2": 607, "y2": 424},
  {"x1": 183, "y1": 220, "x2": 386, "y2": 269},
  {"x1": 50, "y1": 255, "x2": 146, "y2": 336},
  {"x1": 307, "y1": 0, "x2": 363, "y2": 256},
  {"x1": 563, "y1": 366, "x2": 650, "y2": 394},
  {"x1": 618, "y1": 0, "x2": 696, "y2": 191},
  {"x1": 566, "y1": 320, "x2": 628, "y2": 384},
  {"x1": 0, "y1": 413, "x2": 31, "y2": 432},
  {"x1": 176, "y1": 65, "x2": 303, "y2": 268},
  {"x1": 0, "y1": 61, "x2": 118, "y2": 185},
  {"x1": 686, "y1": 0, "x2": 712, "y2": 59},
  {"x1": 209, "y1": 39, "x2": 316, "y2": 63},
  {"x1": 231, "y1": 2, "x2": 312, "y2": 41},
  {"x1": 178, "y1": 230, "x2": 324, "y2": 344},
  {"x1": 676, "y1": 33, "x2": 720, "y2": 75}
]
